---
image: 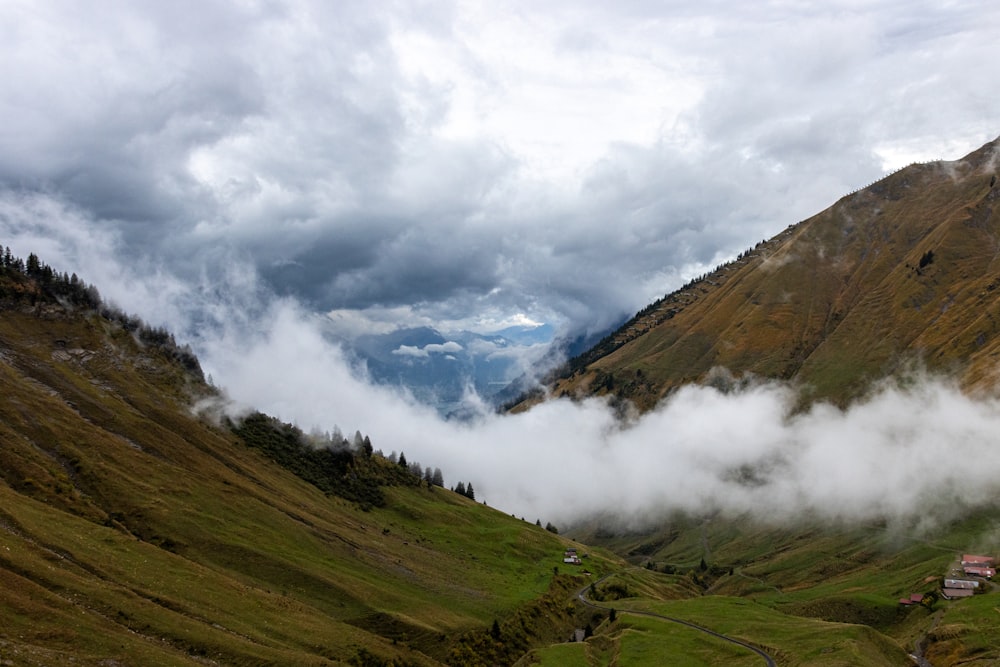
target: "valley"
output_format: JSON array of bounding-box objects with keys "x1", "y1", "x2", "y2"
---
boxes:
[{"x1": 4, "y1": 136, "x2": 1000, "y2": 665}]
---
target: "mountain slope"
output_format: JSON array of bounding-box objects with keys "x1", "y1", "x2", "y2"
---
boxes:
[
  {"x1": 543, "y1": 136, "x2": 1000, "y2": 410},
  {"x1": 0, "y1": 262, "x2": 612, "y2": 665}
]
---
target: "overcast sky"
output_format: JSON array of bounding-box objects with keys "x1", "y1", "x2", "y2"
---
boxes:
[
  {"x1": 3, "y1": 1, "x2": 1000, "y2": 523},
  {"x1": 3, "y1": 0, "x2": 998, "y2": 340}
]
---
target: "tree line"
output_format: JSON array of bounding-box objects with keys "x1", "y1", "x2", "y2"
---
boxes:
[
  {"x1": 2, "y1": 243, "x2": 485, "y2": 512},
  {"x1": 231, "y1": 412, "x2": 481, "y2": 510},
  {"x1": 0, "y1": 244, "x2": 203, "y2": 379}
]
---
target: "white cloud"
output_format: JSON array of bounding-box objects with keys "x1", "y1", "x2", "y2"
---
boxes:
[
  {"x1": 392, "y1": 340, "x2": 464, "y2": 358},
  {"x1": 194, "y1": 294, "x2": 1000, "y2": 532},
  {"x1": 392, "y1": 345, "x2": 429, "y2": 358},
  {"x1": 3, "y1": 0, "x2": 1000, "y2": 533},
  {"x1": 7, "y1": 191, "x2": 1000, "y2": 532},
  {"x1": 3, "y1": 0, "x2": 998, "y2": 342}
]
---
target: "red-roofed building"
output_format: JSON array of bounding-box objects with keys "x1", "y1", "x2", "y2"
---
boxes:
[
  {"x1": 961, "y1": 554, "x2": 994, "y2": 566},
  {"x1": 942, "y1": 588, "x2": 974, "y2": 599},
  {"x1": 963, "y1": 565, "x2": 995, "y2": 578},
  {"x1": 909, "y1": 593, "x2": 924, "y2": 603}
]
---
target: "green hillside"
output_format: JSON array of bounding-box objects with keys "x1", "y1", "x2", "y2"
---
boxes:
[
  {"x1": 4, "y1": 234, "x2": 1000, "y2": 666},
  {"x1": 553, "y1": 511, "x2": 1000, "y2": 666},
  {"x1": 0, "y1": 257, "x2": 618, "y2": 665},
  {"x1": 537, "y1": 136, "x2": 1000, "y2": 411}
]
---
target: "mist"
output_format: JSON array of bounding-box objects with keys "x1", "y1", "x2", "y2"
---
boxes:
[
  {"x1": 4, "y1": 193, "x2": 1000, "y2": 533},
  {"x1": 198, "y1": 295, "x2": 1000, "y2": 531}
]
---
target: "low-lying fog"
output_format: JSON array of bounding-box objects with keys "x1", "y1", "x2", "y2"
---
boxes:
[{"x1": 205, "y1": 298, "x2": 1000, "y2": 531}]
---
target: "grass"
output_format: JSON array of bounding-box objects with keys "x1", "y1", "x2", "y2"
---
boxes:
[
  {"x1": 0, "y1": 302, "x2": 622, "y2": 665},
  {"x1": 924, "y1": 593, "x2": 1000, "y2": 664},
  {"x1": 529, "y1": 641, "x2": 591, "y2": 666},
  {"x1": 628, "y1": 596, "x2": 908, "y2": 666},
  {"x1": 557, "y1": 510, "x2": 1000, "y2": 666},
  {"x1": 612, "y1": 614, "x2": 763, "y2": 667},
  {"x1": 7, "y1": 243, "x2": 1000, "y2": 665},
  {"x1": 541, "y1": 141, "x2": 1000, "y2": 409}
]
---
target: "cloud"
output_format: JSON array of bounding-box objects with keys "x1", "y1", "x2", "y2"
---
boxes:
[
  {"x1": 5, "y1": 193, "x2": 1000, "y2": 533},
  {"x1": 2, "y1": 1, "x2": 998, "y2": 342},
  {"x1": 393, "y1": 345, "x2": 429, "y2": 359},
  {"x1": 3, "y1": 1, "x2": 1000, "y2": 536},
  {"x1": 392, "y1": 340, "x2": 464, "y2": 358},
  {"x1": 192, "y1": 292, "x2": 1000, "y2": 533}
]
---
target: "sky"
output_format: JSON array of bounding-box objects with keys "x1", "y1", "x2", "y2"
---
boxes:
[{"x1": 3, "y1": 1, "x2": 1000, "y2": 526}]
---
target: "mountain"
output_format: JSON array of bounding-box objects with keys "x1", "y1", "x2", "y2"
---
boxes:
[
  {"x1": 536, "y1": 136, "x2": 1000, "y2": 411},
  {"x1": 0, "y1": 257, "x2": 611, "y2": 665},
  {"x1": 347, "y1": 324, "x2": 557, "y2": 416},
  {"x1": 5, "y1": 203, "x2": 1000, "y2": 664}
]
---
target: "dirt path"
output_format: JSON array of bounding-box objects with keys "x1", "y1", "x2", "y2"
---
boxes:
[
  {"x1": 577, "y1": 574, "x2": 777, "y2": 667},
  {"x1": 910, "y1": 609, "x2": 943, "y2": 667}
]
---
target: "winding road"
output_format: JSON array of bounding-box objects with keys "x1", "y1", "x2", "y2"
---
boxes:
[{"x1": 577, "y1": 574, "x2": 777, "y2": 667}]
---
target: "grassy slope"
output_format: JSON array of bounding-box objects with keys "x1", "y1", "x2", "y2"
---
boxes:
[
  {"x1": 548, "y1": 512, "x2": 1000, "y2": 666},
  {"x1": 545, "y1": 137, "x2": 1000, "y2": 410},
  {"x1": 0, "y1": 301, "x2": 619, "y2": 665}
]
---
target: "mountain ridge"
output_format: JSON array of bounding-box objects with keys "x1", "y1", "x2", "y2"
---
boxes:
[
  {"x1": 534, "y1": 136, "x2": 1000, "y2": 411},
  {"x1": 0, "y1": 253, "x2": 612, "y2": 665},
  {"x1": 6, "y1": 149, "x2": 1000, "y2": 664}
]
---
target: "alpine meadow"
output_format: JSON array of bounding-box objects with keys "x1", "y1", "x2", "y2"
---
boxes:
[
  {"x1": 4, "y1": 2, "x2": 1000, "y2": 665},
  {"x1": 4, "y1": 136, "x2": 1000, "y2": 665}
]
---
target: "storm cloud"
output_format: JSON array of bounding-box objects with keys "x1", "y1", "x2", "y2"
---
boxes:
[
  {"x1": 2, "y1": 1, "x2": 1000, "y2": 525},
  {"x1": 2, "y1": 1, "x2": 998, "y2": 341}
]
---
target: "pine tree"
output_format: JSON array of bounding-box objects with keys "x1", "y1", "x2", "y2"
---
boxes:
[
  {"x1": 455, "y1": 481, "x2": 466, "y2": 496},
  {"x1": 465, "y1": 483, "x2": 475, "y2": 501},
  {"x1": 25, "y1": 252, "x2": 40, "y2": 276},
  {"x1": 398, "y1": 451, "x2": 407, "y2": 468}
]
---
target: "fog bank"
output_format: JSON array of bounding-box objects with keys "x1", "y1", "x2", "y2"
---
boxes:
[
  {"x1": 4, "y1": 196, "x2": 1000, "y2": 531},
  {"x1": 203, "y1": 298, "x2": 1000, "y2": 529}
]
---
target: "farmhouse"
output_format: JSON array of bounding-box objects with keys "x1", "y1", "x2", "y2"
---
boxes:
[
  {"x1": 961, "y1": 554, "x2": 994, "y2": 566},
  {"x1": 942, "y1": 588, "x2": 975, "y2": 600},
  {"x1": 943, "y1": 578, "x2": 979, "y2": 590},
  {"x1": 963, "y1": 565, "x2": 995, "y2": 578}
]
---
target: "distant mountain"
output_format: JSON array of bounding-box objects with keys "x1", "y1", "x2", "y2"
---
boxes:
[
  {"x1": 530, "y1": 136, "x2": 1000, "y2": 411},
  {"x1": 346, "y1": 323, "x2": 557, "y2": 415}
]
